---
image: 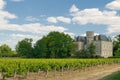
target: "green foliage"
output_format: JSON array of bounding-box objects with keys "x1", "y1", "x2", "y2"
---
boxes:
[
  {"x1": 34, "y1": 36, "x2": 48, "y2": 58},
  {"x1": 74, "y1": 43, "x2": 96, "y2": 58},
  {"x1": 16, "y1": 38, "x2": 33, "y2": 58},
  {"x1": 0, "y1": 58, "x2": 120, "y2": 78},
  {"x1": 113, "y1": 34, "x2": 120, "y2": 56},
  {"x1": 88, "y1": 43, "x2": 96, "y2": 57},
  {"x1": 75, "y1": 50, "x2": 91, "y2": 58},
  {"x1": 102, "y1": 71, "x2": 120, "y2": 80},
  {"x1": 0, "y1": 44, "x2": 13, "y2": 57},
  {"x1": 34, "y1": 31, "x2": 74, "y2": 58}
]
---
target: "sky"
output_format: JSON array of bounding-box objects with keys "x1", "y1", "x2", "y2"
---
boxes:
[{"x1": 0, "y1": 0, "x2": 120, "y2": 49}]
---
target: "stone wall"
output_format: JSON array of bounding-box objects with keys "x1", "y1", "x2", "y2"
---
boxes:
[
  {"x1": 101, "y1": 41, "x2": 113, "y2": 58},
  {"x1": 94, "y1": 41, "x2": 113, "y2": 58},
  {"x1": 74, "y1": 42, "x2": 84, "y2": 51},
  {"x1": 94, "y1": 41, "x2": 101, "y2": 56}
]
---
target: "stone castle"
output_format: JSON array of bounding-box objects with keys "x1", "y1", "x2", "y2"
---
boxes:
[{"x1": 74, "y1": 31, "x2": 113, "y2": 58}]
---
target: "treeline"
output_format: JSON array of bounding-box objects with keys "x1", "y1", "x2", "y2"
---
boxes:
[
  {"x1": 16, "y1": 31, "x2": 75, "y2": 58},
  {"x1": 0, "y1": 44, "x2": 17, "y2": 57},
  {"x1": 0, "y1": 31, "x2": 120, "y2": 58},
  {"x1": 113, "y1": 34, "x2": 120, "y2": 57}
]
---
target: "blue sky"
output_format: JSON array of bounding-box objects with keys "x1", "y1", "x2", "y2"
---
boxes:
[{"x1": 0, "y1": 0, "x2": 120, "y2": 49}]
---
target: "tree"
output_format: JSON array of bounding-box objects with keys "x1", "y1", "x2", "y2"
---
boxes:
[
  {"x1": 34, "y1": 31, "x2": 74, "y2": 58},
  {"x1": 74, "y1": 43, "x2": 96, "y2": 58},
  {"x1": 74, "y1": 50, "x2": 90, "y2": 58},
  {"x1": 0, "y1": 44, "x2": 12, "y2": 57},
  {"x1": 34, "y1": 36, "x2": 48, "y2": 58},
  {"x1": 16, "y1": 38, "x2": 33, "y2": 58},
  {"x1": 113, "y1": 34, "x2": 120, "y2": 56},
  {"x1": 88, "y1": 43, "x2": 96, "y2": 57}
]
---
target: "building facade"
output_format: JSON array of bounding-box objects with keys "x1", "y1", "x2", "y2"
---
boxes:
[{"x1": 74, "y1": 31, "x2": 113, "y2": 58}]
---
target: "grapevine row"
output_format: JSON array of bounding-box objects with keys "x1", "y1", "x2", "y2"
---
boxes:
[{"x1": 0, "y1": 58, "x2": 120, "y2": 78}]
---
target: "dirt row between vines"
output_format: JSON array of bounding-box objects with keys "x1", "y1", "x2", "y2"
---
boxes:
[{"x1": 6, "y1": 64, "x2": 120, "y2": 80}]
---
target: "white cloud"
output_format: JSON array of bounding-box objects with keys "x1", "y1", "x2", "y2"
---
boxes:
[
  {"x1": 72, "y1": 8, "x2": 119, "y2": 25},
  {"x1": 70, "y1": 5, "x2": 120, "y2": 34},
  {"x1": 0, "y1": 23, "x2": 67, "y2": 34},
  {"x1": 47, "y1": 16, "x2": 71, "y2": 24},
  {"x1": 10, "y1": 34, "x2": 40, "y2": 39},
  {"x1": 0, "y1": 11, "x2": 17, "y2": 19},
  {"x1": 57, "y1": 16, "x2": 71, "y2": 24},
  {"x1": 0, "y1": 0, "x2": 17, "y2": 25},
  {"x1": 10, "y1": 34, "x2": 41, "y2": 43},
  {"x1": 103, "y1": 10, "x2": 117, "y2": 16},
  {"x1": 47, "y1": 17, "x2": 57, "y2": 23},
  {"x1": 10, "y1": 0, "x2": 24, "y2": 2},
  {"x1": 25, "y1": 16, "x2": 39, "y2": 22},
  {"x1": 64, "y1": 32, "x2": 75, "y2": 38},
  {"x1": 70, "y1": 4, "x2": 79, "y2": 13},
  {"x1": 106, "y1": 0, "x2": 120, "y2": 10},
  {"x1": 0, "y1": 0, "x2": 6, "y2": 10},
  {"x1": 107, "y1": 25, "x2": 120, "y2": 34}
]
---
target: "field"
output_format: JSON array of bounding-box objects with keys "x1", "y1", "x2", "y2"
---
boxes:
[
  {"x1": 0, "y1": 58, "x2": 120, "y2": 80},
  {"x1": 102, "y1": 71, "x2": 120, "y2": 80}
]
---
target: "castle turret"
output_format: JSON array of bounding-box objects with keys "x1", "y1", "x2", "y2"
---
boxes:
[{"x1": 86, "y1": 31, "x2": 94, "y2": 46}]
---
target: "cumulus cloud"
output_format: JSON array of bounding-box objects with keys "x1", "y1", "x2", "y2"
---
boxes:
[
  {"x1": 106, "y1": 0, "x2": 120, "y2": 10},
  {"x1": 0, "y1": 0, "x2": 17, "y2": 25},
  {"x1": 47, "y1": 16, "x2": 71, "y2": 24},
  {"x1": 10, "y1": 34, "x2": 41, "y2": 44},
  {"x1": 0, "y1": 11, "x2": 17, "y2": 19},
  {"x1": 0, "y1": 23, "x2": 67, "y2": 34},
  {"x1": 0, "y1": 0, "x2": 6, "y2": 10},
  {"x1": 70, "y1": 4, "x2": 120, "y2": 34},
  {"x1": 71, "y1": 8, "x2": 119, "y2": 25},
  {"x1": 25, "y1": 16, "x2": 39, "y2": 22},
  {"x1": 57, "y1": 16, "x2": 71, "y2": 24},
  {"x1": 47, "y1": 17, "x2": 57, "y2": 23},
  {"x1": 107, "y1": 25, "x2": 120, "y2": 34},
  {"x1": 70, "y1": 4, "x2": 79, "y2": 13}
]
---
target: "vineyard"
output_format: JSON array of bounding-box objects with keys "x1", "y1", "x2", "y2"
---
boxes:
[{"x1": 0, "y1": 58, "x2": 120, "y2": 79}]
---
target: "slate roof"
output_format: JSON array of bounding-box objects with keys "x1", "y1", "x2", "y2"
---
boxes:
[
  {"x1": 99, "y1": 35, "x2": 109, "y2": 41},
  {"x1": 76, "y1": 36, "x2": 86, "y2": 42},
  {"x1": 75, "y1": 35, "x2": 111, "y2": 42}
]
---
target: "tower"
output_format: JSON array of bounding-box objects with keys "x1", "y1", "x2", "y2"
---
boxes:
[{"x1": 86, "y1": 31, "x2": 94, "y2": 47}]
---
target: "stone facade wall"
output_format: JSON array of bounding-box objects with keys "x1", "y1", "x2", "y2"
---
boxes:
[
  {"x1": 75, "y1": 40, "x2": 113, "y2": 58},
  {"x1": 94, "y1": 41, "x2": 113, "y2": 58},
  {"x1": 74, "y1": 42, "x2": 84, "y2": 51},
  {"x1": 101, "y1": 41, "x2": 113, "y2": 58},
  {"x1": 94, "y1": 41, "x2": 101, "y2": 56}
]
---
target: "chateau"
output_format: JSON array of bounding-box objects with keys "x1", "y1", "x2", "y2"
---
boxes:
[{"x1": 74, "y1": 31, "x2": 113, "y2": 58}]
